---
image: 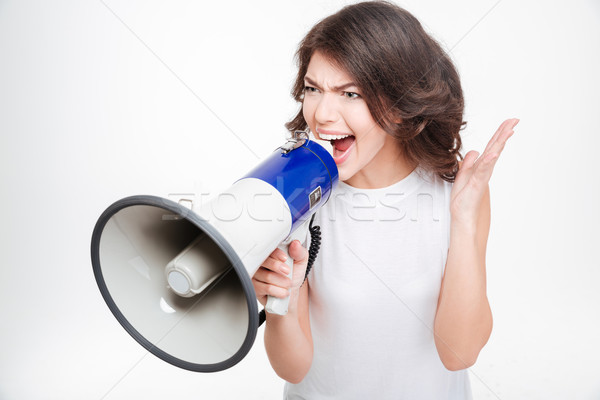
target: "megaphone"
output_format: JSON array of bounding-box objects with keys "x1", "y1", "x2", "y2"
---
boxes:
[{"x1": 90, "y1": 131, "x2": 338, "y2": 372}]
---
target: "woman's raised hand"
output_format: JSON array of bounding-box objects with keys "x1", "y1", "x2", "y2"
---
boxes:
[{"x1": 450, "y1": 118, "x2": 519, "y2": 229}]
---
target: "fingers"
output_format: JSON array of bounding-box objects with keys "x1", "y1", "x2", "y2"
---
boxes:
[
  {"x1": 267, "y1": 243, "x2": 307, "y2": 265},
  {"x1": 253, "y1": 267, "x2": 292, "y2": 299},
  {"x1": 456, "y1": 118, "x2": 518, "y2": 191},
  {"x1": 473, "y1": 119, "x2": 517, "y2": 182},
  {"x1": 483, "y1": 118, "x2": 519, "y2": 155},
  {"x1": 270, "y1": 248, "x2": 289, "y2": 264},
  {"x1": 252, "y1": 250, "x2": 291, "y2": 302},
  {"x1": 261, "y1": 251, "x2": 291, "y2": 275},
  {"x1": 471, "y1": 151, "x2": 499, "y2": 186},
  {"x1": 252, "y1": 240, "x2": 308, "y2": 305},
  {"x1": 470, "y1": 118, "x2": 518, "y2": 178},
  {"x1": 252, "y1": 241, "x2": 308, "y2": 302},
  {"x1": 481, "y1": 118, "x2": 519, "y2": 160},
  {"x1": 483, "y1": 119, "x2": 510, "y2": 153},
  {"x1": 253, "y1": 280, "x2": 290, "y2": 301}
]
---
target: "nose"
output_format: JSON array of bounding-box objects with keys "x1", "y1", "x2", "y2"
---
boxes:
[{"x1": 314, "y1": 93, "x2": 338, "y2": 125}]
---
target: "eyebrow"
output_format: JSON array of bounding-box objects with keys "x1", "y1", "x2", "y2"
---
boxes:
[{"x1": 304, "y1": 76, "x2": 359, "y2": 92}]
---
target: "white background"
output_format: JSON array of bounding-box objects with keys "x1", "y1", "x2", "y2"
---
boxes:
[{"x1": 1, "y1": 0, "x2": 599, "y2": 399}]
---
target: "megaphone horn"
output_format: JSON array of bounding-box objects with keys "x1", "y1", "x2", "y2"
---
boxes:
[{"x1": 90, "y1": 132, "x2": 338, "y2": 372}]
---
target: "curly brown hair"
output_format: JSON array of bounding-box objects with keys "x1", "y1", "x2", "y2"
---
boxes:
[{"x1": 286, "y1": 1, "x2": 465, "y2": 182}]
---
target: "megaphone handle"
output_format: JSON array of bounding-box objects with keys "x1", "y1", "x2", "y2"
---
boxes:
[
  {"x1": 265, "y1": 244, "x2": 295, "y2": 315},
  {"x1": 265, "y1": 219, "x2": 311, "y2": 315}
]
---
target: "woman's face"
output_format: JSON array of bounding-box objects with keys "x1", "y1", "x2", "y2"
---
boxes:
[{"x1": 302, "y1": 51, "x2": 405, "y2": 188}]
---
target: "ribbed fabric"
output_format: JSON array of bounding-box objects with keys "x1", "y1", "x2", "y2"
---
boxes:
[{"x1": 284, "y1": 168, "x2": 472, "y2": 400}]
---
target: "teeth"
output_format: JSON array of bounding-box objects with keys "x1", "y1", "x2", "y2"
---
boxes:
[{"x1": 319, "y1": 133, "x2": 352, "y2": 140}]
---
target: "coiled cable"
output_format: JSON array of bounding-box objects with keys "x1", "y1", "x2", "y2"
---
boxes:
[{"x1": 303, "y1": 213, "x2": 321, "y2": 284}]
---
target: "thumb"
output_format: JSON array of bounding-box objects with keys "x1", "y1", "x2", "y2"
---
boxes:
[
  {"x1": 287, "y1": 240, "x2": 309, "y2": 288},
  {"x1": 456, "y1": 150, "x2": 479, "y2": 182},
  {"x1": 288, "y1": 240, "x2": 308, "y2": 264},
  {"x1": 462, "y1": 150, "x2": 480, "y2": 170}
]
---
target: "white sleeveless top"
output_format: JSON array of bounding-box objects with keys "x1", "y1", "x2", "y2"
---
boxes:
[{"x1": 284, "y1": 168, "x2": 472, "y2": 399}]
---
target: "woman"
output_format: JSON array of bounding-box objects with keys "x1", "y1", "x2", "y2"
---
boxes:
[{"x1": 252, "y1": 2, "x2": 518, "y2": 398}]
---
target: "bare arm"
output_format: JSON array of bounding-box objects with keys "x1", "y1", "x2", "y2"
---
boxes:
[
  {"x1": 434, "y1": 187, "x2": 492, "y2": 370},
  {"x1": 434, "y1": 118, "x2": 519, "y2": 370},
  {"x1": 253, "y1": 241, "x2": 313, "y2": 383}
]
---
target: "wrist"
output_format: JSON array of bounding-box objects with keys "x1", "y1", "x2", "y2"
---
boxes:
[
  {"x1": 450, "y1": 219, "x2": 478, "y2": 240},
  {"x1": 449, "y1": 200, "x2": 479, "y2": 228},
  {"x1": 450, "y1": 209, "x2": 477, "y2": 235}
]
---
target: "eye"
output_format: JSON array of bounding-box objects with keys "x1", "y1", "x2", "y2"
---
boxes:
[
  {"x1": 343, "y1": 91, "x2": 360, "y2": 99},
  {"x1": 304, "y1": 85, "x2": 319, "y2": 94}
]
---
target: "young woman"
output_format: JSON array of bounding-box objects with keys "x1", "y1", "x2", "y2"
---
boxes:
[{"x1": 252, "y1": 2, "x2": 518, "y2": 398}]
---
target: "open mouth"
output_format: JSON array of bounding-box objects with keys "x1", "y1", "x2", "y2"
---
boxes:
[
  {"x1": 330, "y1": 135, "x2": 355, "y2": 153},
  {"x1": 321, "y1": 134, "x2": 356, "y2": 164}
]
